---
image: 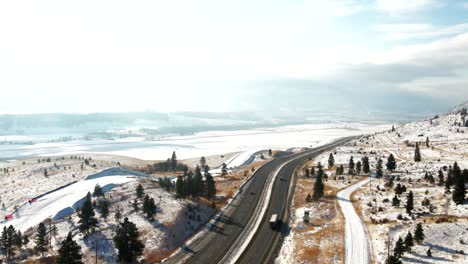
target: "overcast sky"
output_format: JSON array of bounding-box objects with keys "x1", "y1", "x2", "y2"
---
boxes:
[{"x1": 1, "y1": 0, "x2": 467, "y2": 114}]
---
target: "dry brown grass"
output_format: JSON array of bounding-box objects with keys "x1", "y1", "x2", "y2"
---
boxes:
[{"x1": 291, "y1": 160, "x2": 345, "y2": 264}]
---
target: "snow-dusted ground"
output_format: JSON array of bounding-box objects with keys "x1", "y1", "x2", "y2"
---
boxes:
[
  {"x1": 0, "y1": 168, "x2": 147, "y2": 232},
  {"x1": 323, "y1": 109, "x2": 468, "y2": 264}
]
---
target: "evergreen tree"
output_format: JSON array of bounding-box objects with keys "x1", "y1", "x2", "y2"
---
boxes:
[
  {"x1": 78, "y1": 192, "x2": 97, "y2": 234},
  {"x1": 376, "y1": 158, "x2": 383, "y2": 178},
  {"x1": 339, "y1": 164, "x2": 345, "y2": 175},
  {"x1": 193, "y1": 165, "x2": 204, "y2": 198},
  {"x1": 414, "y1": 223, "x2": 425, "y2": 244},
  {"x1": 452, "y1": 172, "x2": 466, "y2": 205},
  {"x1": 310, "y1": 166, "x2": 315, "y2": 176},
  {"x1": 438, "y1": 170, "x2": 445, "y2": 186},
  {"x1": 113, "y1": 217, "x2": 144, "y2": 262},
  {"x1": 14, "y1": 230, "x2": 22, "y2": 250},
  {"x1": 386, "y1": 154, "x2": 397, "y2": 172},
  {"x1": 305, "y1": 168, "x2": 310, "y2": 178},
  {"x1": 356, "y1": 161, "x2": 362, "y2": 175},
  {"x1": 414, "y1": 142, "x2": 422, "y2": 162},
  {"x1": 0, "y1": 225, "x2": 17, "y2": 260},
  {"x1": 406, "y1": 191, "x2": 414, "y2": 214},
  {"x1": 268, "y1": 149, "x2": 273, "y2": 156},
  {"x1": 426, "y1": 137, "x2": 430, "y2": 147},
  {"x1": 34, "y1": 223, "x2": 48, "y2": 256},
  {"x1": 176, "y1": 176, "x2": 185, "y2": 199},
  {"x1": 305, "y1": 193, "x2": 312, "y2": 202},
  {"x1": 427, "y1": 247, "x2": 432, "y2": 257},
  {"x1": 328, "y1": 153, "x2": 335, "y2": 168},
  {"x1": 99, "y1": 200, "x2": 109, "y2": 220},
  {"x1": 312, "y1": 168, "x2": 325, "y2": 201},
  {"x1": 93, "y1": 184, "x2": 104, "y2": 197},
  {"x1": 386, "y1": 255, "x2": 402, "y2": 264},
  {"x1": 136, "y1": 184, "x2": 144, "y2": 200},
  {"x1": 392, "y1": 195, "x2": 400, "y2": 207},
  {"x1": 132, "y1": 198, "x2": 139, "y2": 212},
  {"x1": 57, "y1": 232, "x2": 82, "y2": 264},
  {"x1": 362, "y1": 156, "x2": 370, "y2": 174},
  {"x1": 393, "y1": 237, "x2": 405, "y2": 258},
  {"x1": 349, "y1": 156, "x2": 355, "y2": 175},
  {"x1": 205, "y1": 172, "x2": 216, "y2": 200},
  {"x1": 404, "y1": 232, "x2": 414, "y2": 252},
  {"x1": 171, "y1": 151, "x2": 178, "y2": 171},
  {"x1": 143, "y1": 195, "x2": 157, "y2": 220}
]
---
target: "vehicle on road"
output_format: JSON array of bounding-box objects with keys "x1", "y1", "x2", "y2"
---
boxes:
[{"x1": 269, "y1": 214, "x2": 279, "y2": 229}]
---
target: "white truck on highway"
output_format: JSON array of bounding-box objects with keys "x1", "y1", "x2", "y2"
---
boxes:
[{"x1": 269, "y1": 214, "x2": 278, "y2": 229}]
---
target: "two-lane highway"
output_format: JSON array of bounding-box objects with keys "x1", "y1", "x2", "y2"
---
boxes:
[{"x1": 164, "y1": 137, "x2": 353, "y2": 264}]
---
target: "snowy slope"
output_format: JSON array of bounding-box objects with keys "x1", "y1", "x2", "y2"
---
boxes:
[{"x1": 0, "y1": 168, "x2": 147, "y2": 232}]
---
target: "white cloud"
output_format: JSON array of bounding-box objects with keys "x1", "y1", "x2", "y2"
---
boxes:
[
  {"x1": 372, "y1": 23, "x2": 468, "y2": 40},
  {"x1": 304, "y1": 0, "x2": 365, "y2": 18},
  {"x1": 375, "y1": 0, "x2": 443, "y2": 14}
]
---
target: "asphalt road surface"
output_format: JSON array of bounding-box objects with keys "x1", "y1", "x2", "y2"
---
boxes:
[
  {"x1": 337, "y1": 178, "x2": 371, "y2": 264},
  {"x1": 164, "y1": 137, "x2": 353, "y2": 264}
]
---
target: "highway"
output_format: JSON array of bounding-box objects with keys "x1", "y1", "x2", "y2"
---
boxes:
[{"x1": 164, "y1": 137, "x2": 353, "y2": 264}]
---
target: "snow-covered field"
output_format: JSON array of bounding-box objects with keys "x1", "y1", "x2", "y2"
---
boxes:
[
  {"x1": 0, "y1": 122, "x2": 390, "y2": 161},
  {"x1": 0, "y1": 168, "x2": 147, "y2": 232}
]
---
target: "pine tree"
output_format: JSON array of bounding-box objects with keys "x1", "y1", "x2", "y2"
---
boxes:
[
  {"x1": 393, "y1": 237, "x2": 405, "y2": 258},
  {"x1": 452, "y1": 172, "x2": 466, "y2": 205},
  {"x1": 404, "y1": 231, "x2": 414, "y2": 252},
  {"x1": 376, "y1": 158, "x2": 383, "y2": 178},
  {"x1": 171, "y1": 151, "x2": 178, "y2": 171},
  {"x1": 57, "y1": 232, "x2": 82, "y2": 264},
  {"x1": 35, "y1": 223, "x2": 48, "y2": 256},
  {"x1": 305, "y1": 168, "x2": 310, "y2": 178},
  {"x1": 426, "y1": 137, "x2": 430, "y2": 147},
  {"x1": 205, "y1": 172, "x2": 216, "y2": 200},
  {"x1": 14, "y1": 230, "x2": 22, "y2": 250},
  {"x1": 362, "y1": 156, "x2": 370, "y2": 174},
  {"x1": 386, "y1": 154, "x2": 397, "y2": 172},
  {"x1": 406, "y1": 191, "x2": 414, "y2": 214},
  {"x1": 312, "y1": 168, "x2": 325, "y2": 201},
  {"x1": 386, "y1": 255, "x2": 402, "y2": 264},
  {"x1": 339, "y1": 164, "x2": 345, "y2": 175},
  {"x1": 113, "y1": 217, "x2": 144, "y2": 262},
  {"x1": 136, "y1": 184, "x2": 144, "y2": 200},
  {"x1": 143, "y1": 195, "x2": 156, "y2": 220},
  {"x1": 356, "y1": 161, "x2": 362, "y2": 175},
  {"x1": 93, "y1": 184, "x2": 104, "y2": 197},
  {"x1": 99, "y1": 200, "x2": 109, "y2": 220},
  {"x1": 194, "y1": 165, "x2": 204, "y2": 198},
  {"x1": 78, "y1": 192, "x2": 97, "y2": 234},
  {"x1": 328, "y1": 153, "x2": 335, "y2": 168},
  {"x1": 414, "y1": 142, "x2": 422, "y2": 162},
  {"x1": 305, "y1": 193, "x2": 312, "y2": 202},
  {"x1": 427, "y1": 247, "x2": 432, "y2": 257},
  {"x1": 310, "y1": 166, "x2": 315, "y2": 176},
  {"x1": 0, "y1": 225, "x2": 17, "y2": 260},
  {"x1": 132, "y1": 198, "x2": 139, "y2": 212},
  {"x1": 392, "y1": 195, "x2": 400, "y2": 207},
  {"x1": 414, "y1": 223, "x2": 425, "y2": 244},
  {"x1": 438, "y1": 170, "x2": 444, "y2": 186},
  {"x1": 176, "y1": 176, "x2": 185, "y2": 199},
  {"x1": 349, "y1": 156, "x2": 355, "y2": 175}
]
